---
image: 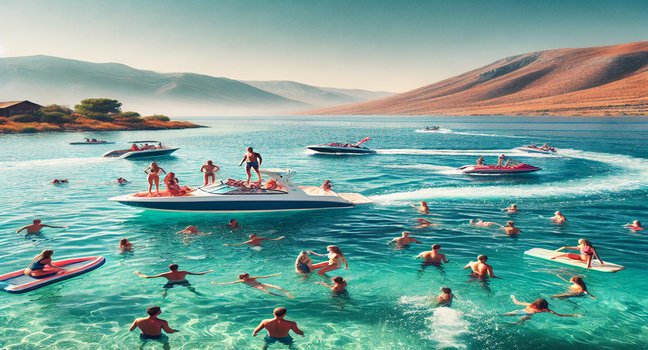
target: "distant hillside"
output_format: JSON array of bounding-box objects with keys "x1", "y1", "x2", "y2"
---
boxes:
[
  {"x1": 244, "y1": 80, "x2": 394, "y2": 107},
  {"x1": 0, "y1": 56, "x2": 308, "y2": 116},
  {"x1": 306, "y1": 41, "x2": 648, "y2": 116}
]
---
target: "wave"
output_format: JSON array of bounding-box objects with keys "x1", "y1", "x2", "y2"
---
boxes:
[
  {"x1": 372, "y1": 149, "x2": 648, "y2": 203},
  {"x1": 376, "y1": 148, "x2": 552, "y2": 158},
  {"x1": 386, "y1": 164, "x2": 463, "y2": 175},
  {"x1": 416, "y1": 128, "x2": 526, "y2": 139}
]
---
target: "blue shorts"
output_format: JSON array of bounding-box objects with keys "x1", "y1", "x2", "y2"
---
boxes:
[
  {"x1": 163, "y1": 280, "x2": 191, "y2": 289},
  {"x1": 264, "y1": 335, "x2": 293, "y2": 345},
  {"x1": 140, "y1": 334, "x2": 165, "y2": 340},
  {"x1": 246, "y1": 161, "x2": 259, "y2": 170}
]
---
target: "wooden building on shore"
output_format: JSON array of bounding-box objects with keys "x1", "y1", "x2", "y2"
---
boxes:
[{"x1": 0, "y1": 100, "x2": 43, "y2": 117}]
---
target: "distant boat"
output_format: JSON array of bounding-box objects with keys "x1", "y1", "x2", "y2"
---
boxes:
[
  {"x1": 306, "y1": 137, "x2": 375, "y2": 155},
  {"x1": 415, "y1": 126, "x2": 441, "y2": 132},
  {"x1": 102, "y1": 140, "x2": 178, "y2": 159},
  {"x1": 517, "y1": 144, "x2": 557, "y2": 154},
  {"x1": 70, "y1": 138, "x2": 114, "y2": 145}
]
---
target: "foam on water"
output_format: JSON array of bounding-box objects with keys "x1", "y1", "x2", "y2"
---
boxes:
[{"x1": 376, "y1": 148, "x2": 552, "y2": 158}]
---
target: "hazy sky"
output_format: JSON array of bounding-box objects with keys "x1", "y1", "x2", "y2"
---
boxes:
[{"x1": 1, "y1": 0, "x2": 647, "y2": 91}]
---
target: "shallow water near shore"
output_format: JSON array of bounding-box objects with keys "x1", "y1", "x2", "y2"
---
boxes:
[{"x1": 1, "y1": 116, "x2": 647, "y2": 350}]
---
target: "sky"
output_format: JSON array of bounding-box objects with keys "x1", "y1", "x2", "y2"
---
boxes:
[{"x1": 1, "y1": 0, "x2": 647, "y2": 92}]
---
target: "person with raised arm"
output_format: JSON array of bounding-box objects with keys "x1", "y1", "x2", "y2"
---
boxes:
[
  {"x1": 310, "y1": 245, "x2": 349, "y2": 276},
  {"x1": 144, "y1": 162, "x2": 166, "y2": 196},
  {"x1": 552, "y1": 239, "x2": 604, "y2": 269},
  {"x1": 16, "y1": 219, "x2": 67, "y2": 234},
  {"x1": 134, "y1": 264, "x2": 212, "y2": 297},
  {"x1": 505, "y1": 296, "x2": 580, "y2": 324},
  {"x1": 389, "y1": 231, "x2": 422, "y2": 247},
  {"x1": 200, "y1": 160, "x2": 220, "y2": 186},
  {"x1": 551, "y1": 274, "x2": 596, "y2": 299}
]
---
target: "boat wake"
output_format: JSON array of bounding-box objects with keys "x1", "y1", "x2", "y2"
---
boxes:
[
  {"x1": 0, "y1": 157, "x2": 112, "y2": 171},
  {"x1": 372, "y1": 149, "x2": 648, "y2": 202},
  {"x1": 416, "y1": 128, "x2": 526, "y2": 139},
  {"x1": 399, "y1": 295, "x2": 468, "y2": 349},
  {"x1": 387, "y1": 164, "x2": 463, "y2": 175},
  {"x1": 376, "y1": 148, "x2": 552, "y2": 158}
]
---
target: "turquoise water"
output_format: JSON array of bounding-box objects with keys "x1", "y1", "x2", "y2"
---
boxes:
[{"x1": 1, "y1": 116, "x2": 647, "y2": 350}]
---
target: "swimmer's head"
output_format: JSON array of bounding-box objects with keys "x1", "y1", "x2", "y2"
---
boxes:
[
  {"x1": 511, "y1": 204, "x2": 517, "y2": 209},
  {"x1": 239, "y1": 273, "x2": 250, "y2": 279},
  {"x1": 571, "y1": 276, "x2": 587, "y2": 289},
  {"x1": 530, "y1": 298, "x2": 549, "y2": 309},
  {"x1": 402, "y1": 231, "x2": 411, "y2": 237},
  {"x1": 441, "y1": 287, "x2": 452, "y2": 294},
  {"x1": 33, "y1": 219, "x2": 42, "y2": 224},
  {"x1": 229, "y1": 219, "x2": 238, "y2": 225},
  {"x1": 469, "y1": 219, "x2": 477, "y2": 224},
  {"x1": 151, "y1": 162, "x2": 157, "y2": 167},
  {"x1": 500, "y1": 154, "x2": 506, "y2": 157},
  {"x1": 146, "y1": 306, "x2": 161, "y2": 316},
  {"x1": 634, "y1": 220, "x2": 641, "y2": 226},
  {"x1": 432, "y1": 244, "x2": 441, "y2": 251},
  {"x1": 273, "y1": 307, "x2": 287, "y2": 317},
  {"x1": 555, "y1": 211, "x2": 562, "y2": 215},
  {"x1": 247, "y1": 147, "x2": 253, "y2": 152},
  {"x1": 327, "y1": 245, "x2": 342, "y2": 254},
  {"x1": 249, "y1": 234, "x2": 257, "y2": 239},
  {"x1": 421, "y1": 201, "x2": 428, "y2": 207},
  {"x1": 507, "y1": 221, "x2": 514, "y2": 226},
  {"x1": 578, "y1": 239, "x2": 592, "y2": 247},
  {"x1": 207, "y1": 160, "x2": 213, "y2": 165},
  {"x1": 333, "y1": 276, "x2": 345, "y2": 283},
  {"x1": 169, "y1": 264, "x2": 179, "y2": 271},
  {"x1": 477, "y1": 255, "x2": 488, "y2": 262},
  {"x1": 120, "y1": 238, "x2": 129, "y2": 245}
]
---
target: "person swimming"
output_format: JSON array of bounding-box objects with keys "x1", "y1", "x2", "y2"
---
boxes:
[
  {"x1": 552, "y1": 239, "x2": 604, "y2": 269},
  {"x1": 502, "y1": 221, "x2": 521, "y2": 236},
  {"x1": 412, "y1": 201, "x2": 430, "y2": 214},
  {"x1": 502, "y1": 204, "x2": 518, "y2": 213},
  {"x1": 119, "y1": 238, "x2": 133, "y2": 251},
  {"x1": 414, "y1": 218, "x2": 438, "y2": 229},
  {"x1": 295, "y1": 251, "x2": 313, "y2": 274},
  {"x1": 464, "y1": 255, "x2": 498, "y2": 279},
  {"x1": 51, "y1": 178, "x2": 69, "y2": 184},
  {"x1": 16, "y1": 219, "x2": 67, "y2": 234},
  {"x1": 213, "y1": 273, "x2": 294, "y2": 298},
  {"x1": 144, "y1": 162, "x2": 166, "y2": 196},
  {"x1": 310, "y1": 245, "x2": 349, "y2": 276},
  {"x1": 23, "y1": 249, "x2": 66, "y2": 277},
  {"x1": 228, "y1": 219, "x2": 240, "y2": 230},
  {"x1": 316, "y1": 276, "x2": 348, "y2": 296},
  {"x1": 505, "y1": 296, "x2": 580, "y2": 324},
  {"x1": 389, "y1": 231, "x2": 422, "y2": 247},
  {"x1": 551, "y1": 275, "x2": 595, "y2": 299},
  {"x1": 134, "y1": 264, "x2": 212, "y2": 297},
  {"x1": 253, "y1": 307, "x2": 304, "y2": 348},
  {"x1": 224, "y1": 234, "x2": 286, "y2": 247},
  {"x1": 469, "y1": 219, "x2": 500, "y2": 228},
  {"x1": 551, "y1": 211, "x2": 567, "y2": 224},
  {"x1": 129, "y1": 306, "x2": 178, "y2": 341},
  {"x1": 200, "y1": 160, "x2": 220, "y2": 186},
  {"x1": 177, "y1": 225, "x2": 201, "y2": 234},
  {"x1": 116, "y1": 177, "x2": 128, "y2": 184},
  {"x1": 624, "y1": 220, "x2": 644, "y2": 231},
  {"x1": 415, "y1": 244, "x2": 448, "y2": 266},
  {"x1": 436, "y1": 287, "x2": 455, "y2": 307}
]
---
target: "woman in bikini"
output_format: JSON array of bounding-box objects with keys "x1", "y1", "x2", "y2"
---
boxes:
[
  {"x1": 23, "y1": 250, "x2": 66, "y2": 277},
  {"x1": 505, "y1": 295, "x2": 580, "y2": 324},
  {"x1": 309, "y1": 245, "x2": 348, "y2": 276},
  {"x1": 551, "y1": 275, "x2": 595, "y2": 299},
  {"x1": 144, "y1": 162, "x2": 166, "y2": 195},
  {"x1": 164, "y1": 172, "x2": 190, "y2": 196},
  {"x1": 200, "y1": 160, "x2": 220, "y2": 186},
  {"x1": 552, "y1": 238, "x2": 604, "y2": 269}
]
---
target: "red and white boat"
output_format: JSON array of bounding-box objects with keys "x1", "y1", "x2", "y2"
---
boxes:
[{"x1": 459, "y1": 163, "x2": 541, "y2": 175}]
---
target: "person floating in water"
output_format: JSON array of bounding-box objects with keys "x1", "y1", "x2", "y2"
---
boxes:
[
  {"x1": 200, "y1": 160, "x2": 220, "y2": 186},
  {"x1": 23, "y1": 249, "x2": 66, "y2": 277},
  {"x1": 119, "y1": 238, "x2": 133, "y2": 251},
  {"x1": 228, "y1": 219, "x2": 240, "y2": 230},
  {"x1": 436, "y1": 287, "x2": 455, "y2": 307},
  {"x1": 134, "y1": 264, "x2": 212, "y2": 297},
  {"x1": 552, "y1": 274, "x2": 596, "y2": 299},
  {"x1": 469, "y1": 219, "x2": 500, "y2": 228},
  {"x1": 253, "y1": 307, "x2": 304, "y2": 349},
  {"x1": 310, "y1": 245, "x2": 349, "y2": 276},
  {"x1": 316, "y1": 276, "x2": 348, "y2": 296},
  {"x1": 214, "y1": 273, "x2": 294, "y2": 298},
  {"x1": 552, "y1": 239, "x2": 604, "y2": 269},
  {"x1": 551, "y1": 211, "x2": 567, "y2": 224},
  {"x1": 224, "y1": 234, "x2": 286, "y2": 247},
  {"x1": 415, "y1": 218, "x2": 438, "y2": 229},
  {"x1": 177, "y1": 225, "x2": 202, "y2": 234},
  {"x1": 51, "y1": 178, "x2": 69, "y2": 184},
  {"x1": 505, "y1": 296, "x2": 580, "y2": 324},
  {"x1": 116, "y1": 177, "x2": 128, "y2": 184},
  {"x1": 239, "y1": 147, "x2": 263, "y2": 186},
  {"x1": 389, "y1": 231, "x2": 422, "y2": 247},
  {"x1": 295, "y1": 251, "x2": 313, "y2": 274},
  {"x1": 502, "y1": 204, "x2": 518, "y2": 213},
  {"x1": 129, "y1": 306, "x2": 178, "y2": 341},
  {"x1": 624, "y1": 220, "x2": 644, "y2": 231},
  {"x1": 144, "y1": 162, "x2": 166, "y2": 196},
  {"x1": 412, "y1": 201, "x2": 430, "y2": 214},
  {"x1": 416, "y1": 244, "x2": 448, "y2": 266},
  {"x1": 502, "y1": 221, "x2": 521, "y2": 236},
  {"x1": 321, "y1": 180, "x2": 333, "y2": 192},
  {"x1": 464, "y1": 255, "x2": 498, "y2": 279},
  {"x1": 16, "y1": 219, "x2": 67, "y2": 234}
]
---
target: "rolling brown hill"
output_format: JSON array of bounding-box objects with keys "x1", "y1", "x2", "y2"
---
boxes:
[{"x1": 305, "y1": 41, "x2": 648, "y2": 116}]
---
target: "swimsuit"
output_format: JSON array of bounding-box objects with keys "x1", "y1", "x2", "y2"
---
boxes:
[
  {"x1": 29, "y1": 259, "x2": 46, "y2": 271},
  {"x1": 510, "y1": 309, "x2": 535, "y2": 316},
  {"x1": 297, "y1": 262, "x2": 311, "y2": 273},
  {"x1": 264, "y1": 335, "x2": 293, "y2": 345},
  {"x1": 163, "y1": 280, "x2": 191, "y2": 289},
  {"x1": 140, "y1": 334, "x2": 163, "y2": 340},
  {"x1": 580, "y1": 246, "x2": 593, "y2": 256},
  {"x1": 246, "y1": 161, "x2": 259, "y2": 170}
]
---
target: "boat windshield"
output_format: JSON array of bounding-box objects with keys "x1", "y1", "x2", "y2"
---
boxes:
[{"x1": 199, "y1": 183, "x2": 287, "y2": 195}]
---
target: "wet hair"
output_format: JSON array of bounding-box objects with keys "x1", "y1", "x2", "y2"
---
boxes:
[
  {"x1": 530, "y1": 299, "x2": 549, "y2": 309},
  {"x1": 578, "y1": 239, "x2": 593, "y2": 248},
  {"x1": 247, "y1": 147, "x2": 253, "y2": 152},
  {"x1": 441, "y1": 287, "x2": 452, "y2": 294},
  {"x1": 229, "y1": 219, "x2": 237, "y2": 224},
  {"x1": 207, "y1": 160, "x2": 213, "y2": 165},
  {"x1": 421, "y1": 201, "x2": 428, "y2": 206},
  {"x1": 238, "y1": 273, "x2": 250, "y2": 279},
  {"x1": 327, "y1": 245, "x2": 343, "y2": 255},
  {"x1": 147, "y1": 306, "x2": 161, "y2": 316},
  {"x1": 273, "y1": 307, "x2": 287, "y2": 317},
  {"x1": 511, "y1": 204, "x2": 517, "y2": 208},
  {"x1": 634, "y1": 220, "x2": 642, "y2": 226},
  {"x1": 477, "y1": 255, "x2": 487, "y2": 262},
  {"x1": 571, "y1": 276, "x2": 588, "y2": 291},
  {"x1": 33, "y1": 249, "x2": 53, "y2": 261},
  {"x1": 402, "y1": 231, "x2": 410, "y2": 236},
  {"x1": 432, "y1": 244, "x2": 441, "y2": 250},
  {"x1": 333, "y1": 276, "x2": 345, "y2": 283},
  {"x1": 555, "y1": 211, "x2": 562, "y2": 215},
  {"x1": 33, "y1": 219, "x2": 42, "y2": 224},
  {"x1": 469, "y1": 219, "x2": 477, "y2": 224},
  {"x1": 119, "y1": 238, "x2": 129, "y2": 245},
  {"x1": 169, "y1": 264, "x2": 179, "y2": 271}
]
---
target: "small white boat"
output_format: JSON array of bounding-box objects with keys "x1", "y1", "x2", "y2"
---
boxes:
[
  {"x1": 415, "y1": 126, "x2": 441, "y2": 132},
  {"x1": 307, "y1": 137, "x2": 375, "y2": 155},
  {"x1": 102, "y1": 141, "x2": 178, "y2": 159},
  {"x1": 517, "y1": 145, "x2": 557, "y2": 154},
  {"x1": 70, "y1": 139, "x2": 114, "y2": 145},
  {"x1": 109, "y1": 169, "x2": 372, "y2": 212}
]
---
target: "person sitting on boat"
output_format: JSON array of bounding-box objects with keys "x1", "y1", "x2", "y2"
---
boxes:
[
  {"x1": 464, "y1": 255, "x2": 497, "y2": 279},
  {"x1": 551, "y1": 274, "x2": 595, "y2": 299},
  {"x1": 16, "y1": 219, "x2": 67, "y2": 234},
  {"x1": 552, "y1": 239, "x2": 604, "y2": 269},
  {"x1": 321, "y1": 180, "x2": 333, "y2": 192},
  {"x1": 310, "y1": 245, "x2": 349, "y2": 276},
  {"x1": 213, "y1": 273, "x2": 294, "y2": 298},
  {"x1": 502, "y1": 204, "x2": 518, "y2": 213},
  {"x1": 91, "y1": 138, "x2": 97, "y2": 142},
  {"x1": 316, "y1": 276, "x2": 348, "y2": 296},
  {"x1": 131, "y1": 143, "x2": 140, "y2": 151},
  {"x1": 85, "y1": 138, "x2": 90, "y2": 142},
  {"x1": 265, "y1": 178, "x2": 279, "y2": 190},
  {"x1": 476, "y1": 156, "x2": 484, "y2": 166},
  {"x1": 134, "y1": 264, "x2": 212, "y2": 297},
  {"x1": 551, "y1": 211, "x2": 567, "y2": 224},
  {"x1": 23, "y1": 249, "x2": 66, "y2": 277},
  {"x1": 469, "y1": 219, "x2": 500, "y2": 228},
  {"x1": 436, "y1": 287, "x2": 455, "y2": 307},
  {"x1": 129, "y1": 306, "x2": 178, "y2": 340},
  {"x1": 295, "y1": 251, "x2": 313, "y2": 274},
  {"x1": 497, "y1": 154, "x2": 506, "y2": 167},
  {"x1": 253, "y1": 307, "x2": 304, "y2": 346},
  {"x1": 164, "y1": 172, "x2": 190, "y2": 196},
  {"x1": 239, "y1": 147, "x2": 263, "y2": 186},
  {"x1": 158, "y1": 142, "x2": 163, "y2": 148},
  {"x1": 415, "y1": 244, "x2": 448, "y2": 266},
  {"x1": 624, "y1": 220, "x2": 644, "y2": 231},
  {"x1": 119, "y1": 238, "x2": 133, "y2": 251},
  {"x1": 412, "y1": 201, "x2": 430, "y2": 214},
  {"x1": 389, "y1": 231, "x2": 422, "y2": 247},
  {"x1": 200, "y1": 160, "x2": 220, "y2": 186},
  {"x1": 505, "y1": 296, "x2": 580, "y2": 324},
  {"x1": 224, "y1": 234, "x2": 286, "y2": 247},
  {"x1": 502, "y1": 221, "x2": 521, "y2": 236}
]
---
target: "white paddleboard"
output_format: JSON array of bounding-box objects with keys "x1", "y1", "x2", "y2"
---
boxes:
[{"x1": 524, "y1": 248, "x2": 624, "y2": 273}]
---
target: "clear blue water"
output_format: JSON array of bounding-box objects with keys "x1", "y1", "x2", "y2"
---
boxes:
[{"x1": 1, "y1": 116, "x2": 647, "y2": 350}]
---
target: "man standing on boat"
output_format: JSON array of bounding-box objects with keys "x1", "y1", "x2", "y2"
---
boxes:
[{"x1": 239, "y1": 147, "x2": 263, "y2": 186}]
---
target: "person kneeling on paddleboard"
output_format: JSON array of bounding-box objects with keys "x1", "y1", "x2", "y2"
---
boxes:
[{"x1": 24, "y1": 250, "x2": 66, "y2": 277}]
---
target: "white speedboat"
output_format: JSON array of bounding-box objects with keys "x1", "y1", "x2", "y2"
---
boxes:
[
  {"x1": 306, "y1": 137, "x2": 375, "y2": 154},
  {"x1": 70, "y1": 138, "x2": 114, "y2": 145},
  {"x1": 109, "y1": 169, "x2": 372, "y2": 212},
  {"x1": 102, "y1": 141, "x2": 178, "y2": 159},
  {"x1": 517, "y1": 144, "x2": 557, "y2": 154},
  {"x1": 415, "y1": 126, "x2": 440, "y2": 132}
]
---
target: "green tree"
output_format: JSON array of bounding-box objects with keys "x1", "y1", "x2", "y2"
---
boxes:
[{"x1": 75, "y1": 98, "x2": 122, "y2": 115}]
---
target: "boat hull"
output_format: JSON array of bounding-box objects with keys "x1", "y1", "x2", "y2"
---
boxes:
[
  {"x1": 102, "y1": 147, "x2": 179, "y2": 159},
  {"x1": 460, "y1": 164, "x2": 541, "y2": 174},
  {"x1": 306, "y1": 145, "x2": 375, "y2": 154},
  {"x1": 69, "y1": 141, "x2": 115, "y2": 145},
  {"x1": 111, "y1": 197, "x2": 355, "y2": 212},
  {"x1": 516, "y1": 147, "x2": 556, "y2": 154}
]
